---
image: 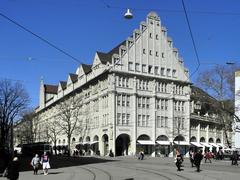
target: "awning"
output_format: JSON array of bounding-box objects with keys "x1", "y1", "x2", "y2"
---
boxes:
[
  {"x1": 217, "y1": 143, "x2": 224, "y2": 147},
  {"x1": 90, "y1": 141, "x2": 99, "y2": 145},
  {"x1": 209, "y1": 143, "x2": 219, "y2": 147},
  {"x1": 200, "y1": 142, "x2": 212, "y2": 148},
  {"x1": 173, "y1": 141, "x2": 189, "y2": 145},
  {"x1": 190, "y1": 142, "x2": 203, "y2": 147},
  {"x1": 82, "y1": 142, "x2": 90, "y2": 145},
  {"x1": 137, "y1": 140, "x2": 155, "y2": 145},
  {"x1": 156, "y1": 141, "x2": 170, "y2": 145}
]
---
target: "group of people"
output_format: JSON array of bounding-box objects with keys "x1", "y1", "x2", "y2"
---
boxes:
[
  {"x1": 31, "y1": 152, "x2": 51, "y2": 175},
  {"x1": 176, "y1": 149, "x2": 204, "y2": 172}
]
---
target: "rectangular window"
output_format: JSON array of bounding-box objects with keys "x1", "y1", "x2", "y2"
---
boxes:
[
  {"x1": 172, "y1": 69, "x2": 176, "y2": 77},
  {"x1": 138, "y1": 115, "x2": 141, "y2": 126},
  {"x1": 142, "y1": 115, "x2": 146, "y2": 126},
  {"x1": 165, "y1": 117, "x2": 168, "y2": 127},
  {"x1": 148, "y1": 65, "x2": 152, "y2": 73},
  {"x1": 126, "y1": 78, "x2": 129, "y2": 88},
  {"x1": 128, "y1": 62, "x2": 133, "y2": 71},
  {"x1": 156, "y1": 99, "x2": 160, "y2": 109},
  {"x1": 135, "y1": 63, "x2": 140, "y2": 72},
  {"x1": 167, "y1": 68, "x2": 171, "y2": 76},
  {"x1": 165, "y1": 100, "x2": 168, "y2": 110},
  {"x1": 149, "y1": 50, "x2": 152, "y2": 55},
  {"x1": 154, "y1": 66, "x2": 159, "y2": 75},
  {"x1": 156, "y1": 34, "x2": 159, "y2": 40},
  {"x1": 181, "y1": 118, "x2": 184, "y2": 129},
  {"x1": 127, "y1": 95, "x2": 130, "y2": 107},
  {"x1": 142, "y1": 64, "x2": 147, "y2": 73},
  {"x1": 142, "y1": 97, "x2": 146, "y2": 108},
  {"x1": 156, "y1": 51, "x2": 159, "y2": 57},
  {"x1": 146, "y1": 97, "x2": 150, "y2": 108},
  {"x1": 122, "y1": 113, "x2": 126, "y2": 125},
  {"x1": 122, "y1": 78, "x2": 125, "y2": 87},
  {"x1": 182, "y1": 102, "x2": 184, "y2": 112},
  {"x1": 161, "y1": 68, "x2": 165, "y2": 76},
  {"x1": 161, "y1": 99, "x2": 164, "y2": 110},
  {"x1": 122, "y1": 95, "x2": 126, "y2": 106},
  {"x1": 149, "y1": 33, "x2": 152, "y2": 38},
  {"x1": 117, "y1": 95, "x2": 121, "y2": 106},
  {"x1": 138, "y1": 97, "x2": 141, "y2": 108},
  {"x1": 143, "y1": 49, "x2": 146, "y2": 54},
  {"x1": 146, "y1": 115, "x2": 149, "y2": 127},
  {"x1": 161, "y1": 116, "x2": 164, "y2": 127},
  {"x1": 127, "y1": 114, "x2": 130, "y2": 125},
  {"x1": 162, "y1": 52, "x2": 165, "y2": 58},
  {"x1": 117, "y1": 113, "x2": 121, "y2": 125},
  {"x1": 157, "y1": 116, "x2": 161, "y2": 128}
]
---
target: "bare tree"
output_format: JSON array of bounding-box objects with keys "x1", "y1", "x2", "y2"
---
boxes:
[
  {"x1": 196, "y1": 64, "x2": 240, "y2": 147},
  {"x1": 14, "y1": 111, "x2": 35, "y2": 145},
  {"x1": 0, "y1": 79, "x2": 29, "y2": 152},
  {"x1": 55, "y1": 96, "x2": 82, "y2": 156},
  {"x1": 46, "y1": 118, "x2": 62, "y2": 155}
]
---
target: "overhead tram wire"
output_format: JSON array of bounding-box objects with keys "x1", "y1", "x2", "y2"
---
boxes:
[
  {"x1": 0, "y1": 12, "x2": 82, "y2": 64},
  {"x1": 100, "y1": 0, "x2": 240, "y2": 16},
  {"x1": 181, "y1": 0, "x2": 201, "y2": 78}
]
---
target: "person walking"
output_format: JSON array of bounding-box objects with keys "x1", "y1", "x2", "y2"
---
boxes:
[
  {"x1": 204, "y1": 151, "x2": 212, "y2": 163},
  {"x1": 175, "y1": 149, "x2": 183, "y2": 171},
  {"x1": 31, "y1": 154, "x2": 41, "y2": 175},
  {"x1": 231, "y1": 151, "x2": 238, "y2": 166},
  {"x1": 41, "y1": 152, "x2": 50, "y2": 175},
  {"x1": 194, "y1": 150, "x2": 203, "y2": 172},
  {"x1": 6, "y1": 157, "x2": 20, "y2": 180},
  {"x1": 189, "y1": 149, "x2": 195, "y2": 167}
]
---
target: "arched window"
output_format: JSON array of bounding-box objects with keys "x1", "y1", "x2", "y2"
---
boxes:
[{"x1": 200, "y1": 137, "x2": 205, "y2": 142}]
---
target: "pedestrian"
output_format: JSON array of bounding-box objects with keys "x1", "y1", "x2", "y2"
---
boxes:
[
  {"x1": 6, "y1": 157, "x2": 20, "y2": 180},
  {"x1": 41, "y1": 152, "x2": 50, "y2": 175},
  {"x1": 175, "y1": 149, "x2": 183, "y2": 171},
  {"x1": 194, "y1": 150, "x2": 203, "y2": 172},
  {"x1": 189, "y1": 149, "x2": 195, "y2": 167},
  {"x1": 231, "y1": 151, "x2": 238, "y2": 166},
  {"x1": 31, "y1": 154, "x2": 41, "y2": 175},
  {"x1": 204, "y1": 151, "x2": 212, "y2": 163}
]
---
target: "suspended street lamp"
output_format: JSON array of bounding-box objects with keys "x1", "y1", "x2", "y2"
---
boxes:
[{"x1": 124, "y1": 9, "x2": 133, "y2": 19}]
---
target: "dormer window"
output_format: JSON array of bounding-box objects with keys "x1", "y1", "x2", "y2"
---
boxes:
[
  {"x1": 162, "y1": 52, "x2": 165, "y2": 58},
  {"x1": 149, "y1": 33, "x2": 152, "y2": 38},
  {"x1": 156, "y1": 51, "x2": 159, "y2": 57},
  {"x1": 149, "y1": 50, "x2": 152, "y2": 55},
  {"x1": 156, "y1": 34, "x2": 159, "y2": 40}
]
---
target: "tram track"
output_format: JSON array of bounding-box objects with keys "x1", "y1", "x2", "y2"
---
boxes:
[{"x1": 80, "y1": 165, "x2": 112, "y2": 180}]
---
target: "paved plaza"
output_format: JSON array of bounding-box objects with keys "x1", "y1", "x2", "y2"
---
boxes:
[{"x1": 14, "y1": 156, "x2": 240, "y2": 180}]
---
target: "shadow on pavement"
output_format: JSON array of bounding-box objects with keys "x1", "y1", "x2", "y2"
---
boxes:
[{"x1": 18, "y1": 156, "x2": 117, "y2": 172}]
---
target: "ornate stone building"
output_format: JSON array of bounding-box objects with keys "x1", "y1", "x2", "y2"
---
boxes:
[{"x1": 34, "y1": 12, "x2": 232, "y2": 157}]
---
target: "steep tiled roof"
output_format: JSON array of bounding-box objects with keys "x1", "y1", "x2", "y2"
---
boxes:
[
  {"x1": 108, "y1": 40, "x2": 126, "y2": 56},
  {"x1": 69, "y1": 73, "x2": 78, "y2": 83},
  {"x1": 97, "y1": 51, "x2": 112, "y2": 64},
  {"x1": 60, "y1": 81, "x2": 67, "y2": 90},
  {"x1": 82, "y1": 64, "x2": 92, "y2": 74},
  {"x1": 44, "y1": 84, "x2": 58, "y2": 94}
]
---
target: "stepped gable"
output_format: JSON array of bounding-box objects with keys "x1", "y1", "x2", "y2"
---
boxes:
[
  {"x1": 82, "y1": 64, "x2": 92, "y2": 74},
  {"x1": 69, "y1": 73, "x2": 78, "y2": 83},
  {"x1": 59, "y1": 81, "x2": 67, "y2": 90},
  {"x1": 44, "y1": 84, "x2": 58, "y2": 94}
]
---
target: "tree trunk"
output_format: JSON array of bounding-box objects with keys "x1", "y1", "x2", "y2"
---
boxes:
[{"x1": 68, "y1": 136, "x2": 71, "y2": 157}]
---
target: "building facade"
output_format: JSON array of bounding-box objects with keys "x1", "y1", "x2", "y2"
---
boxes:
[{"x1": 34, "y1": 12, "x2": 232, "y2": 157}]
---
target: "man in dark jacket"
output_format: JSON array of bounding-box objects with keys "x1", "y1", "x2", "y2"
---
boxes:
[
  {"x1": 7, "y1": 157, "x2": 20, "y2": 180},
  {"x1": 194, "y1": 150, "x2": 203, "y2": 172}
]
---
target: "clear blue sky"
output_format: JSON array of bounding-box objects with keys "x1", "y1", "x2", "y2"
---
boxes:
[{"x1": 1, "y1": 0, "x2": 240, "y2": 108}]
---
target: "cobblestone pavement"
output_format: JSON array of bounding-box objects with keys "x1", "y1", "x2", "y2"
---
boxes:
[{"x1": 18, "y1": 156, "x2": 240, "y2": 180}]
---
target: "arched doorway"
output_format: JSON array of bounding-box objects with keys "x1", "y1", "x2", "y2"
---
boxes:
[
  {"x1": 84, "y1": 136, "x2": 91, "y2": 155},
  {"x1": 216, "y1": 138, "x2": 221, "y2": 143},
  {"x1": 190, "y1": 136, "x2": 197, "y2": 142},
  {"x1": 209, "y1": 138, "x2": 214, "y2": 143},
  {"x1": 115, "y1": 134, "x2": 130, "y2": 156},
  {"x1": 200, "y1": 137, "x2": 205, "y2": 142},
  {"x1": 173, "y1": 135, "x2": 188, "y2": 155},
  {"x1": 92, "y1": 135, "x2": 99, "y2": 155},
  {"x1": 156, "y1": 135, "x2": 170, "y2": 157},
  {"x1": 137, "y1": 134, "x2": 154, "y2": 155},
  {"x1": 102, "y1": 134, "x2": 109, "y2": 156}
]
